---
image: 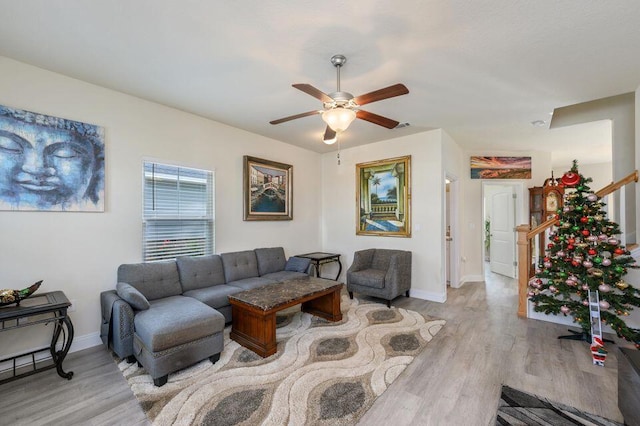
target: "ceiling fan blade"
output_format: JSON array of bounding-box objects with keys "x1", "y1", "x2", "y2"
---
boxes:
[
  {"x1": 353, "y1": 84, "x2": 409, "y2": 106},
  {"x1": 292, "y1": 84, "x2": 334, "y2": 103},
  {"x1": 356, "y1": 110, "x2": 400, "y2": 129},
  {"x1": 323, "y1": 126, "x2": 336, "y2": 141},
  {"x1": 270, "y1": 110, "x2": 321, "y2": 125}
]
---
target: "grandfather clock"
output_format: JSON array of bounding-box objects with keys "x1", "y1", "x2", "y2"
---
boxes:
[
  {"x1": 542, "y1": 172, "x2": 564, "y2": 219},
  {"x1": 528, "y1": 173, "x2": 564, "y2": 265}
]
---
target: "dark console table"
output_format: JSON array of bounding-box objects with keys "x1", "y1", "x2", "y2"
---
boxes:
[
  {"x1": 0, "y1": 291, "x2": 74, "y2": 384},
  {"x1": 295, "y1": 252, "x2": 342, "y2": 281}
]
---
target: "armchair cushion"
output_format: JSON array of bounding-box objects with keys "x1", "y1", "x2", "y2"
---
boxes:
[
  {"x1": 116, "y1": 282, "x2": 150, "y2": 311},
  {"x1": 285, "y1": 256, "x2": 311, "y2": 273},
  {"x1": 347, "y1": 249, "x2": 412, "y2": 306},
  {"x1": 347, "y1": 269, "x2": 386, "y2": 289},
  {"x1": 371, "y1": 250, "x2": 396, "y2": 271}
]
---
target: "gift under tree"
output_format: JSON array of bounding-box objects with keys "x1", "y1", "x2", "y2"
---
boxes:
[{"x1": 528, "y1": 160, "x2": 640, "y2": 348}]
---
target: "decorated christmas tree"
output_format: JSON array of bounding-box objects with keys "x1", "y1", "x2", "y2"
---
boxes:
[{"x1": 528, "y1": 160, "x2": 640, "y2": 348}]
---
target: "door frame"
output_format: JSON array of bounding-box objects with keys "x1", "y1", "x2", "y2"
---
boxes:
[
  {"x1": 444, "y1": 172, "x2": 461, "y2": 289},
  {"x1": 481, "y1": 181, "x2": 526, "y2": 279}
]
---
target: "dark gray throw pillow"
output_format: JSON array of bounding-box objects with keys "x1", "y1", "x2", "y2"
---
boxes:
[
  {"x1": 116, "y1": 282, "x2": 150, "y2": 311},
  {"x1": 285, "y1": 257, "x2": 311, "y2": 273}
]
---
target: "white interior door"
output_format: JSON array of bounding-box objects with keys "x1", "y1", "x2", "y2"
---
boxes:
[{"x1": 489, "y1": 186, "x2": 516, "y2": 278}]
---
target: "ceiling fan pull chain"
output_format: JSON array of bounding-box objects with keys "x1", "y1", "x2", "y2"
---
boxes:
[{"x1": 337, "y1": 139, "x2": 341, "y2": 165}]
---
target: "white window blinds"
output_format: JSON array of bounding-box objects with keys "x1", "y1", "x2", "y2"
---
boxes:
[{"x1": 143, "y1": 162, "x2": 214, "y2": 261}]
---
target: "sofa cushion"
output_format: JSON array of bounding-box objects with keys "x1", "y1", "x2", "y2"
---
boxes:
[
  {"x1": 116, "y1": 282, "x2": 150, "y2": 311},
  {"x1": 221, "y1": 250, "x2": 260, "y2": 283},
  {"x1": 117, "y1": 261, "x2": 182, "y2": 301},
  {"x1": 255, "y1": 247, "x2": 287, "y2": 276},
  {"x1": 285, "y1": 256, "x2": 311, "y2": 273},
  {"x1": 134, "y1": 296, "x2": 224, "y2": 352},
  {"x1": 177, "y1": 255, "x2": 226, "y2": 292},
  {"x1": 261, "y1": 271, "x2": 309, "y2": 281},
  {"x1": 183, "y1": 284, "x2": 242, "y2": 310},
  {"x1": 348, "y1": 269, "x2": 386, "y2": 289},
  {"x1": 227, "y1": 276, "x2": 277, "y2": 291}
]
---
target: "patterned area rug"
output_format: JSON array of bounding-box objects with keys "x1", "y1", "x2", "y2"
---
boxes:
[
  {"x1": 496, "y1": 386, "x2": 623, "y2": 425},
  {"x1": 117, "y1": 295, "x2": 444, "y2": 425}
]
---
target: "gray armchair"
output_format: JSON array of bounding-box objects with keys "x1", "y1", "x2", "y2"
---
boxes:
[{"x1": 347, "y1": 249, "x2": 412, "y2": 308}]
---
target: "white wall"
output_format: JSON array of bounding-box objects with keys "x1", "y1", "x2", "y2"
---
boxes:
[
  {"x1": 551, "y1": 93, "x2": 636, "y2": 244},
  {"x1": 321, "y1": 130, "x2": 449, "y2": 302},
  {"x1": 0, "y1": 57, "x2": 322, "y2": 356},
  {"x1": 442, "y1": 131, "x2": 465, "y2": 287}
]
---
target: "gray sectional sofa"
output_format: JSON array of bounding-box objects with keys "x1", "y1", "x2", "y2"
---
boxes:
[{"x1": 100, "y1": 247, "x2": 310, "y2": 386}]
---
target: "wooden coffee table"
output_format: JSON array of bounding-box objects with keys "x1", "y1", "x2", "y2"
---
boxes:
[{"x1": 228, "y1": 277, "x2": 343, "y2": 357}]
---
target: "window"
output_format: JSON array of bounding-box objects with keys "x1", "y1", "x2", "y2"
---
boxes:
[{"x1": 143, "y1": 162, "x2": 214, "y2": 261}]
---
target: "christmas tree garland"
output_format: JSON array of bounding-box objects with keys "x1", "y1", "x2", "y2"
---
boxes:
[{"x1": 528, "y1": 160, "x2": 640, "y2": 347}]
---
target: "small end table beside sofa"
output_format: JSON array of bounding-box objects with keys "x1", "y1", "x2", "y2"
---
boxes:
[{"x1": 100, "y1": 247, "x2": 310, "y2": 386}]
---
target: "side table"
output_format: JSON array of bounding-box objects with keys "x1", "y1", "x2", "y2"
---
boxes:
[
  {"x1": 295, "y1": 252, "x2": 342, "y2": 281},
  {"x1": 0, "y1": 291, "x2": 74, "y2": 384}
]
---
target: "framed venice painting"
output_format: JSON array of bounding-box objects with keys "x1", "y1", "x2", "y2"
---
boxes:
[
  {"x1": 243, "y1": 156, "x2": 292, "y2": 221},
  {"x1": 356, "y1": 155, "x2": 411, "y2": 237}
]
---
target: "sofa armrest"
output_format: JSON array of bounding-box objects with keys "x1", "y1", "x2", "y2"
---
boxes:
[
  {"x1": 385, "y1": 251, "x2": 412, "y2": 293},
  {"x1": 347, "y1": 249, "x2": 375, "y2": 274},
  {"x1": 100, "y1": 290, "x2": 135, "y2": 359}
]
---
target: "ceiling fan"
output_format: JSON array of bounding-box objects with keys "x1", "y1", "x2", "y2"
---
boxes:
[{"x1": 270, "y1": 54, "x2": 409, "y2": 144}]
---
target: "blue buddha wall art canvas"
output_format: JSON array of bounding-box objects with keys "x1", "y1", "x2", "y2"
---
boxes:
[{"x1": 0, "y1": 105, "x2": 105, "y2": 212}]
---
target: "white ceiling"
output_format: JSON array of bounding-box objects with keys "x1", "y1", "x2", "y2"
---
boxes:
[{"x1": 1, "y1": 1, "x2": 638, "y2": 166}]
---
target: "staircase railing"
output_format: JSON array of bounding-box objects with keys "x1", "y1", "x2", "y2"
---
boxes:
[{"x1": 516, "y1": 170, "x2": 639, "y2": 318}]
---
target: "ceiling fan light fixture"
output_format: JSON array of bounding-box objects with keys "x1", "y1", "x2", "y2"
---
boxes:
[
  {"x1": 323, "y1": 134, "x2": 337, "y2": 145},
  {"x1": 322, "y1": 107, "x2": 356, "y2": 133}
]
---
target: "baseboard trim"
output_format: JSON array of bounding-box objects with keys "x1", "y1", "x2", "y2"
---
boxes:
[
  {"x1": 410, "y1": 289, "x2": 446, "y2": 303},
  {"x1": 0, "y1": 331, "x2": 102, "y2": 375},
  {"x1": 460, "y1": 274, "x2": 484, "y2": 284},
  {"x1": 69, "y1": 331, "x2": 102, "y2": 353}
]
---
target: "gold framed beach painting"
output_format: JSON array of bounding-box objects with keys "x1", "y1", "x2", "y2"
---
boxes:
[
  {"x1": 243, "y1": 156, "x2": 292, "y2": 221},
  {"x1": 356, "y1": 155, "x2": 411, "y2": 237}
]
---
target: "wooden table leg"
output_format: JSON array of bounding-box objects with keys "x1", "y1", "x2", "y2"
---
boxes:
[
  {"x1": 230, "y1": 305, "x2": 277, "y2": 358},
  {"x1": 302, "y1": 287, "x2": 342, "y2": 322}
]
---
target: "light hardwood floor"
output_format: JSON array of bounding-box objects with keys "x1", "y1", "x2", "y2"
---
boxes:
[{"x1": 0, "y1": 270, "x2": 627, "y2": 425}]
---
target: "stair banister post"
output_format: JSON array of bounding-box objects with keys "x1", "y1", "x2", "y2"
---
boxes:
[{"x1": 516, "y1": 224, "x2": 531, "y2": 318}]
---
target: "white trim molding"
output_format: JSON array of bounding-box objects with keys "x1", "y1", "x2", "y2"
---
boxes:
[{"x1": 410, "y1": 288, "x2": 446, "y2": 303}]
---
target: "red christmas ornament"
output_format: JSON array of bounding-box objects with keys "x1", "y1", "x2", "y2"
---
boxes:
[
  {"x1": 568, "y1": 238, "x2": 575, "y2": 244},
  {"x1": 561, "y1": 171, "x2": 580, "y2": 187},
  {"x1": 588, "y1": 249, "x2": 597, "y2": 256},
  {"x1": 580, "y1": 217, "x2": 589, "y2": 223},
  {"x1": 567, "y1": 244, "x2": 575, "y2": 251},
  {"x1": 547, "y1": 243, "x2": 554, "y2": 249},
  {"x1": 581, "y1": 229, "x2": 590, "y2": 236},
  {"x1": 614, "y1": 248, "x2": 625, "y2": 255}
]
